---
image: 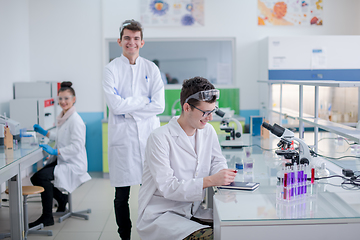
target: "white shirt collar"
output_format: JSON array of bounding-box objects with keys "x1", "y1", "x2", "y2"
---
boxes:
[{"x1": 120, "y1": 54, "x2": 140, "y2": 65}]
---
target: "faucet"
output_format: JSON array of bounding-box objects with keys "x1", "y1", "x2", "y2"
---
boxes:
[{"x1": 171, "y1": 99, "x2": 181, "y2": 117}]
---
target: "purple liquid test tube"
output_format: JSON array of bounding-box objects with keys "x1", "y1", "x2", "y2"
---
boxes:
[
  {"x1": 298, "y1": 170, "x2": 301, "y2": 195},
  {"x1": 291, "y1": 172, "x2": 295, "y2": 197}
]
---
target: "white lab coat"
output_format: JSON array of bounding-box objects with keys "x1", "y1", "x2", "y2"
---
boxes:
[
  {"x1": 49, "y1": 112, "x2": 91, "y2": 193},
  {"x1": 137, "y1": 117, "x2": 228, "y2": 240},
  {"x1": 102, "y1": 54, "x2": 165, "y2": 187}
]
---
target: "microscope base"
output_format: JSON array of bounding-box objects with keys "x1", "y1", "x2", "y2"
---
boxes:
[{"x1": 220, "y1": 140, "x2": 247, "y2": 149}]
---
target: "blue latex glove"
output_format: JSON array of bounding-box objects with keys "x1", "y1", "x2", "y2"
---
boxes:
[
  {"x1": 148, "y1": 97, "x2": 151, "y2": 103},
  {"x1": 33, "y1": 124, "x2": 48, "y2": 136},
  {"x1": 40, "y1": 144, "x2": 58, "y2": 156}
]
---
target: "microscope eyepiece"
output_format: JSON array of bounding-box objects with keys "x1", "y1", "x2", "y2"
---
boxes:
[
  {"x1": 261, "y1": 122, "x2": 285, "y2": 137},
  {"x1": 262, "y1": 122, "x2": 272, "y2": 131},
  {"x1": 215, "y1": 109, "x2": 225, "y2": 118}
]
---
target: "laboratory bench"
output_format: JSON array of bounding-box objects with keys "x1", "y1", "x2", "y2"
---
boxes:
[
  {"x1": 214, "y1": 132, "x2": 360, "y2": 240},
  {"x1": 0, "y1": 143, "x2": 47, "y2": 240}
]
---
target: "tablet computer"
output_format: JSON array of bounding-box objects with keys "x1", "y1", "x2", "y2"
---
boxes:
[{"x1": 218, "y1": 181, "x2": 260, "y2": 191}]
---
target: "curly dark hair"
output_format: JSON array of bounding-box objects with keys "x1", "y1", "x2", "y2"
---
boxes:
[
  {"x1": 180, "y1": 76, "x2": 216, "y2": 110},
  {"x1": 119, "y1": 19, "x2": 143, "y2": 40}
]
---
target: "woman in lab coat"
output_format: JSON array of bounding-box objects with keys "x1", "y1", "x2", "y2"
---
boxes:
[
  {"x1": 30, "y1": 81, "x2": 91, "y2": 228},
  {"x1": 137, "y1": 77, "x2": 236, "y2": 240}
]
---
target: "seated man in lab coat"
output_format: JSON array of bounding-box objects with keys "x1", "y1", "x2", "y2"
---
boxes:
[{"x1": 137, "y1": 76, "x2": 236, "y2": 240}]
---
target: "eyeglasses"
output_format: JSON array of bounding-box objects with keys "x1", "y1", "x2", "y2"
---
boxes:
[
  {"x1": 58, "y1": 96, "x2": 73, "y2": 102},
  {"x1": 188, "y1": 103, "x2": 218, "y2": 117}
]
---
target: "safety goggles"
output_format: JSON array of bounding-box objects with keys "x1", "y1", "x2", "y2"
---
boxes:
[
  {"x1": 188, "y1": 104, "x2": 218, "y2": 117},
  {"x1": 58, "y1": 96, "x2": 74, "y2": 102},
  {"x1": 184, "y1": 89, "x2": 220, "y2": 104},
  {"x1": 119, "y1": 20, "x2": 142, "y2": 33}
]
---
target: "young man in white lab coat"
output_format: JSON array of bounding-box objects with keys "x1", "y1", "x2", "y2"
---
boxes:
[
  {"x1": 137, "y1": 77, "x2": 236, "y2": 240},
  {"x1": 102, "y1": 19, "x2": 165, "y2": 240}
]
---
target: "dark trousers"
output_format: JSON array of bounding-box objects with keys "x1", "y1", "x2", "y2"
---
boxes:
[
  {"x1": 30, "y1": 160, "x2": 64, "y2": 218},
  {"x1": 114, "y1": 186, "x2": 131, "y2": 240}
]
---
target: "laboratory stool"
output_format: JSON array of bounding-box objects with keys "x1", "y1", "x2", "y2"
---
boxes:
[
  {"x1": 56, "y1": 189, "x2": 91, "y2": 223},
  {"x1": 1, "y1": 186, "x2": 53, "y2": 240}
]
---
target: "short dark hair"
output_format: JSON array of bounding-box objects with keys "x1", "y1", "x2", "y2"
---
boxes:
[
  {"x1": 180, "y1": 76, "x2": 215, "y2": 110},
  {"x1": 58, "y1": 81, "x2": 75, "y2": 96},
  {"x1": 119, "y1": 19, "x2": 143, "y2": 40}
]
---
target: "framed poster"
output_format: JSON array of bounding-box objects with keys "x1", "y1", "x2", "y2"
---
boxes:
[
  {"x1": 140, "y1": 0, "x2": 204, "y2": 27},
  {"x1": 258, "y1": 0, "x2": 323, "y2": 26}
]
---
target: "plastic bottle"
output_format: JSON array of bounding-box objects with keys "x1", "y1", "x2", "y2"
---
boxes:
[
  {"x1": 356, "y1": 146, "x2": 360, "y2": 157},
  {"x1": 243, "y1": 149, "x2": 254, "y2": 174},
  {"x1": 317, "y1": 163, "x2": 330, "y2": 178},
  {"x1": 234, "y1": 161, "x2": 244, "y2": 181},
  {"x1": 351, "y1": 145, "x2": 356, "y2": 154}
]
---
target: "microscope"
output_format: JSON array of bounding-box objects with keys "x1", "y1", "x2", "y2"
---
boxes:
[
  {"x1": 215, "y1": 109, "x2": 244, "y2": 148},
  {"x1": 262, "y1": 122, "x2": 312, "y2": 165}
]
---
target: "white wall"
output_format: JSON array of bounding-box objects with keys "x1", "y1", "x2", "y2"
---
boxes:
[
  {"x1": 29, "y1": 0, "x2": 103, "y2": 112},
  {"x1": 1, "y1": 0, "x2": 360, "y2": 115},
  {"x1": 103, "y1": 0, "x2": 360, "y2": 111},
  {"x1": 0, "y1": 0, "x2": 30, "y2": 116}
]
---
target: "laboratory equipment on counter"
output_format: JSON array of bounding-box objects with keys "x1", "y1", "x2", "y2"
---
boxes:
[
  {"x1": 243, "y1": 148, "x2": 254, "y2": 174},
  {"x1": 218, "y1": 117, "x2": 244, "y2": 148},
  {"x1": 3, "y1": 124, "x2": 13, "y2": 149},
  {"x1": 261, "y1": 122, "x2": 312, "y2": 165},
  {"x1": 250, "y1": 116, "x2": 263, "y2": 136},
  {"x1": 261, "y1": 122, "x2": 333, "y2": 186},
  {"x1": 21, "y1": 131, "x2": 37, "y2": 148},
  {"x1": 171, "y1": 99, "x2": 181, "y2": 117},
  {"x1": 10, "y1": 98, "x2": 55, "y2": 130},
  {"x1": 0, "y1": 124, "x2": 3, "y2": 145},
  {"x1": 14, "y1": 82, "x2": 59, "y2": 99},
  {"x1": 0, "y1": 115, "x2": 21, "y2": 142},
  {"x1": 13, "y1": 81, "x2": 62, "y2": 121}
]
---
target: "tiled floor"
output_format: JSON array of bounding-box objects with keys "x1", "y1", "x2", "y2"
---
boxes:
[{"x1": 0, "y1": 173, "x2": 141, "y2": 240}]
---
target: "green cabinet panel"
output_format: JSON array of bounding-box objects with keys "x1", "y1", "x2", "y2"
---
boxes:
[
  {"x1": 217, "y1": 88, "x2": 240, "y2": 115},
  {"x1": 102, "y1": 123, "x2": 109, "y2": 173},
  {"x1": 160, "y1": 88, "x2": 240, "y2": 116},
  {"x1": 162, "y1": 89, "x2": 182, "y2": 116},
  {"x1": 102, "y1": 122, "x2": 108, "y2": 134},
  {"x1": 103, "y1": 152, "x2": 108, "y2": 173},
  {"x1": 102, "y1": 123, "x2": 108, "y2": 153}
]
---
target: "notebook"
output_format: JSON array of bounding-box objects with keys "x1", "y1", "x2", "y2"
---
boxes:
[{"x1": 218, "y1": 181, "x2": 260, "y2": 191}]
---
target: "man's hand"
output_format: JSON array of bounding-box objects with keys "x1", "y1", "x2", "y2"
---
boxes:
[{"x1": 203, "y1": 169, "x2": 237, "y2": 189}]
